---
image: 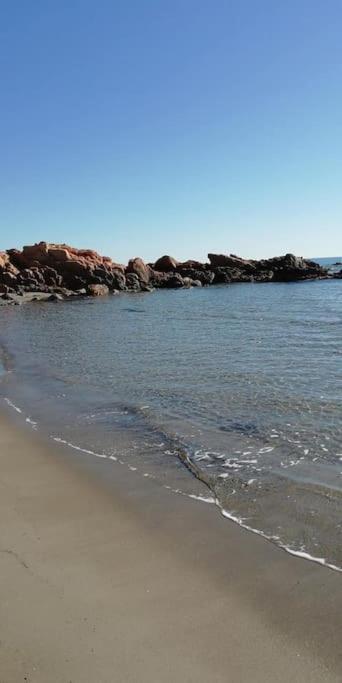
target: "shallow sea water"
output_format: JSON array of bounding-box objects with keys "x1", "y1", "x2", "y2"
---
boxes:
[{"x1": 0, "y1": 276, "x2": 341, "y2": 569}]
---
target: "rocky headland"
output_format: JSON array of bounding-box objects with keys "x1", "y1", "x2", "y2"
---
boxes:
[{"x1": 0, "y1": 241, "x2": 338, "y2": 305}]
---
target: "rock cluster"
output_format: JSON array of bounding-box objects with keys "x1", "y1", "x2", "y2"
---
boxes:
[{"x1": 0, "y1": 242, "x2": 331, "y2": 304}]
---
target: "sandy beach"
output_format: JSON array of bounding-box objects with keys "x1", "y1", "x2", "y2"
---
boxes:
[{"x1": 1, "y1": 408, "x2": 342, "y2": 682}]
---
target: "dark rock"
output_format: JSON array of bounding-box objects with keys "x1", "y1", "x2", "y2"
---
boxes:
[
  {"x1": 212, "y1": 268, "x2": 232, "y2": 284},
  {"x1": 178, "y1": 259, "x2": 205, "y2": 270},
  {"x1": 159, "y1": 273, "x2": 185, "y2": 289},
  {"x1": 42, "y1": 266, "x2": 62, "y2": 287},
  {"x1": 177, "y1": 268, "x2": 214, "y2": 285},
  {"x1": 154, "y1": 255, "x2": 179, "y2": 272},
  {"x1": 111, "y1": 270, "x2": 126, "y2": 291},
  {"x1": 208, "y1": 253, "x2": 255, "y2": 271},
  {"x1": 125, "y1": 273, "x2": 142, "y2": 291},
  {"x1": 126, "y1": 258, "x2": 151, "y2": 284},
  {"x1": 253, "y1": 270, "x2": 274, "y2": 282},
  {"x1": 61, "y1": 274, "x2": 88, "y2": 290},
  {"x1": 1, "y1": 271, "x2": 19, "y2": 287},
  {"x1": 260, "y1": 254, "x2": 324, "y2": 281}
]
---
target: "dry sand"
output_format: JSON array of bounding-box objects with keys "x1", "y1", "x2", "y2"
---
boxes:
[{"x1": 1, "y1": 409, "x2": 342, "y2": 682}]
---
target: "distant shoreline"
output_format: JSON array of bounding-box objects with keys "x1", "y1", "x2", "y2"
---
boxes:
[{"x1": 1, "y1": 241, "x2": 340, "y2": 306}]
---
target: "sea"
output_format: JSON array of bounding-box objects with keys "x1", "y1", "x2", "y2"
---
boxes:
[{"x1": 0, "y1": 257, "x2": 341, "y2": 570}]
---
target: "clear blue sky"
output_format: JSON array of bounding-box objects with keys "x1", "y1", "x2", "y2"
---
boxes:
[{"x1": 1, "y1": 1, "x2": 341, "y2": 262}]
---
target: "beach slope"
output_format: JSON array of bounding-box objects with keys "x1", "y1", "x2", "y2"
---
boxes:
[{"x1": 0, "y1": 411, "x2": 341, "y2": 682}]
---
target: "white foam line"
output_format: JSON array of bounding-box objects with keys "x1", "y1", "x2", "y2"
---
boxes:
[
  {"x1": 162, "y1": 484, "x2": 216, "y2": 505},
  {"x1": 4, "y1": 397, "x2": 22, "y2": 413},
  {"x1": 48, "y1": 430, "x2": 342, "y2": 574},
  {"x1": 187, "y1": 494, "x2": 216, "y2": 504},
  {"x1": 25, "y1": 417, "x2": 38, "y2": 430},
  {"x1": 52, "y1": 437, "x2": 108, "y2": 459},
  {"x1": 219, "y1": 506, "x2": 342, "y2": 573},
  {"x1": 4, "y1": 397, "x2": 38, "y2": 430}
]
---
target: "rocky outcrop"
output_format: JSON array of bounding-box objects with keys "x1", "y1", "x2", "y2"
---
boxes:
[
  {"x1": 0, "y1": 242, "x2": 330, "y2": 305},
  {"x1": 208, "y1": 253, "x2": 255, "y2": 270},
  {"x1": 3, "y1": 242, "x2": 127, "y2": 295},
  {"x1": 154, "y1": 255, "x2": 178, "y2": 272},
  {"x1": 208, "y1": 252, "x2": 325, "y2": 283}
]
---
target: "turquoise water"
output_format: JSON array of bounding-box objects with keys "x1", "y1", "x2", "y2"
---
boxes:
[{"x1": 0, "y1": 274, "x2": 341, "y2": 568}]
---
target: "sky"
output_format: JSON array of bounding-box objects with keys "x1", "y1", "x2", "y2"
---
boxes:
[{"x1": 1, "y1": 1, "x2": 341, "y2": 262}]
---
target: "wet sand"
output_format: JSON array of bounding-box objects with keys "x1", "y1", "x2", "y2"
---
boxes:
[{"x1": 0, "y1": 409, "x2": 342, "y2": 682}]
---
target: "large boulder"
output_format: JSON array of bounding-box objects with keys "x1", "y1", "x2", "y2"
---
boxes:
[
  {"x1": 126, "y1": 258, "x2": 151, "y2": 284},
  {"x1": 21, "y1": 242, "x2": 50, "y2": 266},
  {"x1": 7, "y1": 242, "x2": 125, "y2": 282},
  {"x1": 178, "y1": 259, "x2": 205, "y2": 270},
  {"x1": 258, "y1": 254, "x2": 325, "y2": 281},
  {"x1": 158, "y1": 273, "x2": 185, "y2": 289},
  {"x1": 208, "y1": 253, "x2": 255, "y2": 271},
  {"x1": 154, "y1": 255, "x2": 179, "y2": 272}
]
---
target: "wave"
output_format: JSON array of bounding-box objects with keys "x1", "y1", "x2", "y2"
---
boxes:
[{"x1": 1, "y1": 392, "x2": 342, "y2": 575}]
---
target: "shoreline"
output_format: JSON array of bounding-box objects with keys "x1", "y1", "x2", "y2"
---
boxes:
[
  {"x1": 3, "y1": 382, "x2": 342, "y2": 576},
  {"x1": 1, "y1": 242, "x2": 337, "y2": 306},
  {"x1": 1, "y1": 407, "x2": 342, "y2": 681}
]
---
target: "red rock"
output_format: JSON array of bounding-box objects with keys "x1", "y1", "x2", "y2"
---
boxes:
[
  {"x1": 47, "y1": 247, "x2": 72, "y2": 262},
  {"x1": 208, "y1": 253, "x2": 255, "y2": 268},
  {"x1": 0, "y1": 252, "x2": 9, "y2": 269},
  {"x1": 126, "y1": 258, "x2": 151, "y2": 283},
  {"x1": 154, "y1": 255, "x2": 179, "y2": 272}
]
